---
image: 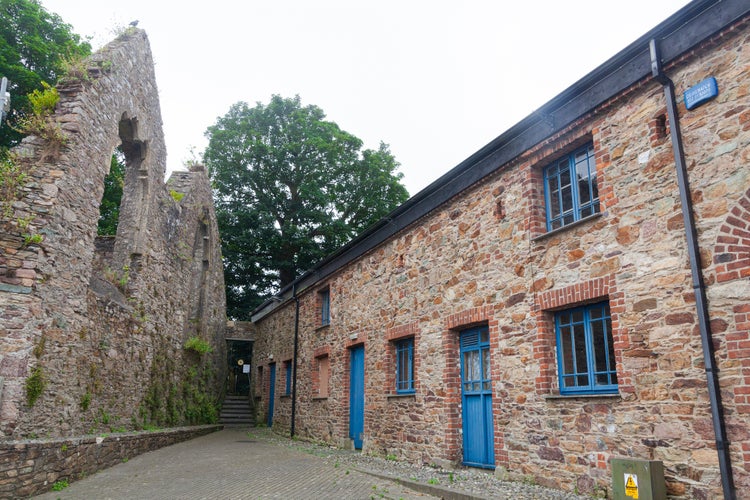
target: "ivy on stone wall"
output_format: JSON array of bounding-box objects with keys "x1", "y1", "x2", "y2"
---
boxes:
[{"x1": 139, "y1": 342, "x2": 219, "y2": 428}]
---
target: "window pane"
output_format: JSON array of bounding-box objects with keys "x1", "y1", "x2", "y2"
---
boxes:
[
  {"x1": 320, "y1": 290, "x2": 330, "y2": 325},
  {"x1": 480, "y1": 329, "x2": 489, "y2": 344},
  {"x1": 572, "y1": 310, "x2": 584, "y2": 323},
  {"x1": 578, "y1": 176, "x2": 592, "y2": 206},
  {"x1": 482, "y1": 348, "x2": 491, "y2": 381},
  {"x1": 589, "y1": 305, "x2": 603, "y2": 320},
  {"x1": 575, "y1": 149, "x2": 593, "y2": 179},
  {"x1": 573, "y1": 323, "x2": 588, "y2": 378},
  {"x1": 591, "y1": 180, "x2": 599, "y2": 206},
  {"x1": 548, "y1": 181, "x2": 561, "y2": 219},
  {"x1": 463, "y1": 351, "x2": 479, "y2": 382},
  {"x1": 560, "y1": 172, "x2": 573, "y2": 214},
  {"x1": 560, "y1": 326, "x2": 574, "y2": 375},
  {"x1": 592, "y1": 319, "x2": 609, "y2": 374}
]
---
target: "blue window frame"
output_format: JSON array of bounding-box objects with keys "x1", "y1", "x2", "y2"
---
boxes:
[
  {"x1": 320, "y1": 289, "x2": 330, "y2": 326},
  {"x1": 395, "y1": 338, "x2": 414, "y2": 393},
  {"x1": 555, "y1": 301, "x2": 617, "y2": 395},
  {"x1": 285, "y1": 361, "x2": 292, "y2": 396},
  {"x1": 543, "y1": 143, "x2": 599, "y2": 231}
]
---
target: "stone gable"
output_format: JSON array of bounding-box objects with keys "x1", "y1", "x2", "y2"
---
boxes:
[{"x1": 0, "y1": 29, "x2": 226, "y2": 438}]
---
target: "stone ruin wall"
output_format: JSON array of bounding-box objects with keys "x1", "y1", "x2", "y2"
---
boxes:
[{"x1": 0, "y1": 29, "x2": 226, "y2": 438}]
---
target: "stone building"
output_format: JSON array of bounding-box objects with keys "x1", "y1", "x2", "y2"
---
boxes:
[
  {"x1": 249, "y1": 2, "x2": 750, "y2": 498},
  {"x1": 0, "y1": 30, "x2": 226, "y2": 438}
]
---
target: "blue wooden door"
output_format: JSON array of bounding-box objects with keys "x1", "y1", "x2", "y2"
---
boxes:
[
  {"x1": 349, "y1": 345, "x2": 365, "y2": 449},
  {"x1": 460, "y1": 327, "x2": 495, "y2": 468},
  {"x1": 267, "y1": 363, "x2": 276, "y2": 427}
]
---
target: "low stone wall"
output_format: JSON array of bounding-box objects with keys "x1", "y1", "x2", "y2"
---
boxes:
[{"x1": 0, "y1": 425, "x2": 222, "y2": 498}]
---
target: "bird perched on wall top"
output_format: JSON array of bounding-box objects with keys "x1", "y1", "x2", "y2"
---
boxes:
[{"x1": 129, "y1": 20, "x2": 139, "y2": 27}]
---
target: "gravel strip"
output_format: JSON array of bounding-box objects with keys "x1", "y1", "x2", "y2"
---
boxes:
[{"x1": 249, "y1": 427, "x2": 596, "y2": 499}]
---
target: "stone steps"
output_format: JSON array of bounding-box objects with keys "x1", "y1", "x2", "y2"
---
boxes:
[{"x1": 219, "y1": 396, "x2": 254, "y2": 426}]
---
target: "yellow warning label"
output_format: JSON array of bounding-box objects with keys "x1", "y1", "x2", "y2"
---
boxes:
[{"x1": 625, "y1": 473, "x2": 639, "y2": 499}]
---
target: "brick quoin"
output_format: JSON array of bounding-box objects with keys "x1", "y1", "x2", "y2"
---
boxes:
[{"x1": 714, "y1": 187, "x2": 750, "y2": 283}]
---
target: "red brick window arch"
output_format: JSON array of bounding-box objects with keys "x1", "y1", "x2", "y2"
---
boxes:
[{"x1": 713, "y1": 187, "x2": 750, "y2": 283}]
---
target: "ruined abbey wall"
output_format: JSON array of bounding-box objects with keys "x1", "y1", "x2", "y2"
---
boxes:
[{"x1": 0, "y1": 29, "x2": 226, "y2": 438}]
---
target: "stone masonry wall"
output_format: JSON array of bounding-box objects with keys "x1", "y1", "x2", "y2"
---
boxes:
[
  {"x1": 0, "y1": 30, "x2": 226, "y2": 439},
  {"x1": 0, "y1": 425, "x2": 221, "y2": 498},
  {"x1": 253, "y1": 16, "x2": 750, "y2": 499}
]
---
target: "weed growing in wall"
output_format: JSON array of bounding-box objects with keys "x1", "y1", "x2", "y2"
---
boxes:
[
  {"x1": 51, "y1": 480, "x2": 69, "y2": 491},
  {"x1": 0, "y1": 153, "x2": 27, "y2": 218},
  {"x1": 104, "y1": 265, "x2": 130, "y2": 293},
  {"x1": 22, "y1": 232, "x2": 43, "y2": 247},
  {"x1": 13, "y1": 82, "x2": 67, "y2": 153},
  {"x1": 25, "y1": 367, "x2": 46, "y2": 407},
  {"x1": 80, "y1": 391, "x2": 91, "y2": 411},
  {"x1": 184, "y1": 336, "x2": 212, "y2": 355},
  {"x1": 169, "y1": 189, "x2": 185, "y2": 202},
  {"x1": 58, "y1": 54, "x2": 90, "y2": 84}
]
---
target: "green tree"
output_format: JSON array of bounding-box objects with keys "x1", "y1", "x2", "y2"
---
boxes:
[
  {"x1": 97, "y1": 148, "x2": 125, "y2": 235},
  {"x1": 205, "y1": 95, "x2": 409, "y2": 319},
  {"x1": 0, "y1": 0, "x2": 91, "y2": 149}
]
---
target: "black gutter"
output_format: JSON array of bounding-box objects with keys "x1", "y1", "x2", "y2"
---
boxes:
[
  {"x1": 290, "y1": 282, "x2": 300, "y2": 438},
  {"x1": 251, "y1": 0, "x2": 750, "y2": 323},
  {"x1": 650, "y1": 38, "x2": 736, "y2": 500}
]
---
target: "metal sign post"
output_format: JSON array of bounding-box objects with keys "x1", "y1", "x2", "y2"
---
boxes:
[{"x1": 0, "y1": 77, "x2": 10, "y2": 125}]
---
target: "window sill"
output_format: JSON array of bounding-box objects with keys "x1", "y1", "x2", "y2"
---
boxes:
[
  {"x1": 312, "y1": 396, "x2": 329, "y2": 401},
  {"x1": 532, "y1": 212, "x2": 603, "y2": 242},
  {"x1": 315, "y1": 324, "x2": 330, "y2": 332},
  {"x1": 387, "y1": 392, "x2": 416, "y2": 400},
  {"x1": 544, "y1": 392, "x2": 620, "y2": 401},
  {"x1": 280, "y1": 394, "x2": 291, "y2": 399}
]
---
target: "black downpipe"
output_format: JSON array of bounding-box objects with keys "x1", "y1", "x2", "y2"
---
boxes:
[
  {"x1": 650, "y1": 39, "x2": 735, "y2": 500},
  {"x1": 290, "y1": 283, "x2": 300, "y2": 438}
]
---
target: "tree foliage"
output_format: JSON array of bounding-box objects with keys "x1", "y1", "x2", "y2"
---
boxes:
[
  {"x1": 0, "y1": 0, "x2": 91, "y2": 149},
  {"x1": 97, "y1": 149, "x2": 125, "y2": 236},
  {"x1": 205, "y1": 95, "x2": 409, "y2": 319}
]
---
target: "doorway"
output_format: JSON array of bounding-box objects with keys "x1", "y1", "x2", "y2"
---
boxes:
[
  {"x1": 460, "y1": 326, "x2": 495, "y2": 468},
  {"x1": 267, "y1": 362, "x2": 276, "y2": 427},
  {"x1": 349, "y1": 345, "x2": 365, "y2": 449},
  {"x1": 226, "y1": 339, "x2": 253, "y2": 396}
]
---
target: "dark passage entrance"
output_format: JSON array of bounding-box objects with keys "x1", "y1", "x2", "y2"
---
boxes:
[{"x1": 226, "y1": 339, "x2": 253, "y2": 396}]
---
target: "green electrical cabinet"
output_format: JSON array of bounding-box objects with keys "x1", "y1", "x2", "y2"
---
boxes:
[{"x1": 611, "y1": 458, "x2": 666, "y2": 500}]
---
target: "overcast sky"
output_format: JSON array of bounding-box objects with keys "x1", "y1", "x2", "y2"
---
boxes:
[{"x1": 41, "y1": 0, "x2": 690, "y2": 195}]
